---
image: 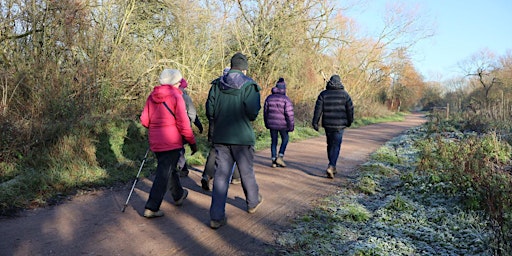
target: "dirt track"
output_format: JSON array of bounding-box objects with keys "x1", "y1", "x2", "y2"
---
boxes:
[{"x1": 0, "y1": 113, "x2": 426, "y2": 256}]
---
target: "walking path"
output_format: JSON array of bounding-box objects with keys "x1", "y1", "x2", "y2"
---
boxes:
[{"x1": 0, "y1": 113, "x2": 426, "y2": 256}]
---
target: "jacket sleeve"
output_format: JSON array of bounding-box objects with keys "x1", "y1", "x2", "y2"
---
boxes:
[
  {"x1": 263, "y1": 98, "x2": 269, "y2": 128},
  {"x1": 243, "y1": 83, "x2": 261, "y2": 121},
  {"x1": 182, "y1": 93, "x2": 197, "y2": 122},
  {"x1": 206, "y1": 83, "x2": 217, "y2": 121},
  {"x1": 285, "y1": 97, "x2": 295, "y2": 132},
  {"x1": 345, "y1": 93, "x2": 354, "y2": 127},
  {"x1": 312, "y1": 93, "x2": 323, "y2": 127},
  {"x1": 174, "y1": 94, "x2": 196, "y2": 145},
  {"x1": 140, "y1": 96, "x2": 151, "y2": 128}
]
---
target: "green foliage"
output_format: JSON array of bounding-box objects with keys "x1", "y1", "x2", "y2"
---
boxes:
[
  {"x1": 385, "y1": 193, "x2": 415, "y2": 212},
  {"x1": 357, "y1": 176, "x2": 378, "y2": 195},
  {"x1": 340, "y1": 203, "x2": 372, "y2": 222},
  {"x1": 277, "y1": 124, "x2": 500, "y2": 255},
  {"x1": 370, "y1": 147, "x2": 401, "y2": 165},
  {"x1": 416, "y1": 127, "x2": 512, "y2": 254},
  {"x1": 352, "y1": 112, "x2": 406, "y2": 128}
]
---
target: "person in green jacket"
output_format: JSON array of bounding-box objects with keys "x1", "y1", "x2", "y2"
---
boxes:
[{"x1": 206, "y1": 53, "x2": 263, "y2": 229}]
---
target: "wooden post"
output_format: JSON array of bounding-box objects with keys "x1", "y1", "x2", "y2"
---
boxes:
[{"x1": 446, "y1": 103, "x2": 450, "y2": 119}]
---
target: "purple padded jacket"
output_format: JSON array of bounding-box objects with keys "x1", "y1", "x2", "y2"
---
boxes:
[{"x1": 264, "y1": 87, "x2": 294, "y2": 131}]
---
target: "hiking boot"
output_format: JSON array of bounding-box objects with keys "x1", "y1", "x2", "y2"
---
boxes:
[
  {"x1": 247, "y1": 194, "x2": 263, "y2": 214},
  {"x1": 275, "y1": 156, "x2": 286, "y2": 167},
  {"x1": 201, "y1": 176, "x2": 211, "y2": 191},
  {"x1": 271, "y1": 159, "x2": 277, "y2": 168},
  {"x1": 175, "y1": 189, "x2": 188, "y2": 206},
  {"x1": 143, "y1": 209, "x2": 164, "y2": 218},
  {"x1": 210, "y1": 217, "x2": 227, "y2": 229},
  {"x1": 231, "y1": 178, "x2": 241, "y2": 185},
  {"x1": 326, "y1": 165, "x2": 335, "y2": 179}
]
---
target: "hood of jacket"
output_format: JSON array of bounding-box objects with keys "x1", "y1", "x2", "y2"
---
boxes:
[
  {"x1": 326, "y1": 77, "x2": 345, "y2": 90},
  {"x1": 218, "y1": 70, "x2": 255, "y2": 94},
  {"x1": 150, "y1": 85, "x2": 181, "y2": 103},
  {"x1": 271, "y1": 86, "x2": 286, "y2": 95}
]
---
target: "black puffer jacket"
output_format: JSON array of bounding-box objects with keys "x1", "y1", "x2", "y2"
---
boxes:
[{"x1": 312, "y1": 75, "x2": 354, "y2": 131}]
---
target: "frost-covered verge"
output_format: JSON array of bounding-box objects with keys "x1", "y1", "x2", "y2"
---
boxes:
[{"x1": 275, "y1": 126, "x2": 496, "y2": 255}]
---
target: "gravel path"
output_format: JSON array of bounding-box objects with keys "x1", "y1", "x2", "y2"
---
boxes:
[{"x1": 0, "y1": 113, "x2": 426, "y2": 256}]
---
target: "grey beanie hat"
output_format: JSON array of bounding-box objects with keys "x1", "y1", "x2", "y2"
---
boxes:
[
  {"x1": 159, "y1": 69, "x2": 183, "y2": 85},
  {"x1": 230, "y1": 52, "x2": 249, "y2": 70}
]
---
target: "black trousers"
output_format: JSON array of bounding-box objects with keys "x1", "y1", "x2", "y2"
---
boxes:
[{"x1": 145, "y1": 149, "x2": 185, "y2": 211}]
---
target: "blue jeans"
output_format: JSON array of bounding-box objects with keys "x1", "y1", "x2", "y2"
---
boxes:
[
  {"x1": 145, "y1": 149, "x2": 185, "y2": 211},
  {"x1": 270, "y1": 129, "x2": 289, "y2": 159},
  {"x1": 325, "y1": 129, "x2": 344, "y2": 167},
  {"x1": 210, "y1": 144, "x2": 260, "y2": 221}
]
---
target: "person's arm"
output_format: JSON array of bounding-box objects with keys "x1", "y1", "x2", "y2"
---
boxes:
[
  {"x1": 193, "y1": 116, "x2": 203, "y2": 133},
  {"x1": 206, "y1": 82, "x2": 218, "y2": 121},
  {"x1": 243, "y1": 82, "x2": 261, "y2": 121},
  {"x1": 312, "y1": 93, "x2": 323, "y2": 131},
  {"x1": 140, "y1": 96, "x2": 151, "y2": 128},
  {"x1": 174, "y1": 94, "x2": 196, "y2": 145},
  {"x1": 345, "y1": 93, "x2": 354, "y2": 127},
  {"x1": 263, "y1": 98, "x2": 269, "y2": 128},
  {"x1": 285, "y1": 97, "x2": 295, "y2": 132}
]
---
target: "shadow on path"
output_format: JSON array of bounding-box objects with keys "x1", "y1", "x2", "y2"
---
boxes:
[{"x1": 0, "y1": 113, "x2": 427, "y2": 256}]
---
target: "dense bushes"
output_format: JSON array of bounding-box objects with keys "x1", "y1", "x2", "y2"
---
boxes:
[{"x1": 418, "y1": 116, "x2": 512, "y2": 254}]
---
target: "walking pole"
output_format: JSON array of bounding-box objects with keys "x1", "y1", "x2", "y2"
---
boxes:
[{"x1": 121, "y1": 148, "x2": 150, "y2": 212}]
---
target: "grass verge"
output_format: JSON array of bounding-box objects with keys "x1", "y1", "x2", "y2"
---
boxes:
[{"x1": 275, "y1": 126, "x2": 502, "y2": 255}]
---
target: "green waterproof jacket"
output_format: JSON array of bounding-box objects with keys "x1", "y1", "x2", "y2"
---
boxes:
[{"x1": 206, "y1": 70, "x2": 261, "y2": 145}]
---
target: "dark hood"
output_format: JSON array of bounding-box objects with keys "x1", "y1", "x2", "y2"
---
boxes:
[{"x1": 326, "y1": 75, "x2": 345, "y2": 90}]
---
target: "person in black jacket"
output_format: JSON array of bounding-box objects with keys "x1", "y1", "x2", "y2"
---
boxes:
[{"x1": 312, "y1": 74, "x2": 354, "y2": 179}]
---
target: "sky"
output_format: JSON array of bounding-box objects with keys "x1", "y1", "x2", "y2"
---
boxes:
[{"x1": 345, "y1": 0, "x2": 512, "y2": 81}]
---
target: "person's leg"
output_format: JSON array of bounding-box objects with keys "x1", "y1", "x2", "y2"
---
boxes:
[
  {"x1": 328, "y1": 129, "x2": 344, "y2": 167},
  {"x1": 278, "y1": 130, "x2": 289, "y2": 157},
  {"x1": 210, "y1": 144, "x2": 235, "y2": 221},
  {"x1": 145, "y1": 150, "x2": 180, "y2": 211},
  {"x1": 165, "y1": 149, "x2": 186, "y2": 204},
  {"x1": 202, "y1": 146, "x2": 216, "y2": 190},
  {"x1": 232, "y1": 145, "x2": 260, "y2": 209},
  {"x1": 177, "y1": 148, "x2": 188, "y2": 177},
  {"x1": 231, "y1": 163, "x2": 241, "y2": 183},
  {"x1": 203, "y1": 146, "x2": 216, "y2": 179},
  {"x1": 275, "y1": 130, "x2": 288, "y2": 167},
  {"x1": 270, "y1": 129, "x2": 278, "y2": 167},
  {"x1": 270, "y1": 129, "x2": 278, "y2": 159},
  {"x1": 326, "y1": 131, "x2": 335, "y2": 167},
  {"x1": 232, "y1": 164, "x2": 240, "y2": 179}
]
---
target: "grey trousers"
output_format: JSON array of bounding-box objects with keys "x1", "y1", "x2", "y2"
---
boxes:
[{"x1": 209, "y1": 144, "x2": 260, "y2": 221}]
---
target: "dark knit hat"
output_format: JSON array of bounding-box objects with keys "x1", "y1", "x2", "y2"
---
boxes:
[
  {"x1": 327, "y1": 75, "x2": 343, "y2": 87},
  {"x1": 276, "y1": 77, "x2": 286, "y2": 89},
  {"x1": 230, "y1": 52, "x2": 249, "y2": 70}
]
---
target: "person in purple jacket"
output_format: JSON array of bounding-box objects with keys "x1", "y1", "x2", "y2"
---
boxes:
[{"x1": 263, "y1": 77, "x2": 294, "y2": 168}]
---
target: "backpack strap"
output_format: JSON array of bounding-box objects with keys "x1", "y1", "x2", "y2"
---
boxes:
[{"x1": 162, "y1": 102, "x2": 176, "y2": 119}]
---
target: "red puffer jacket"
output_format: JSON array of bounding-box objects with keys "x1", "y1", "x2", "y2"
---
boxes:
[{"x1": 140, "y1": 84, "x2": 196, "y2": 152}]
